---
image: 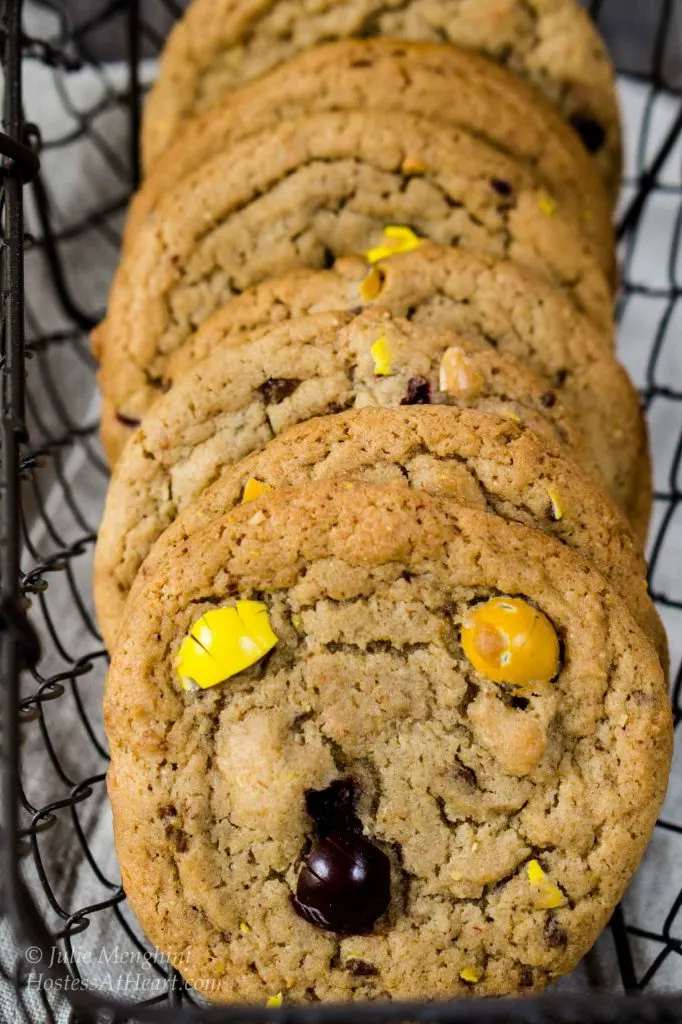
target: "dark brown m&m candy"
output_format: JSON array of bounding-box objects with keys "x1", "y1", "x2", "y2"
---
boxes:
[{"x1": 292, "y1": 830, "x2": 390, "y2": 934}]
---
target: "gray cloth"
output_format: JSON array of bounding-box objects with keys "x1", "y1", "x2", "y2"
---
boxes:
[{"x1": 1, "y1": 5, "x2": 682, "y2": 1022}]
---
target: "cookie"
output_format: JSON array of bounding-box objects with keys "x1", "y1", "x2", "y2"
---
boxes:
[
  {"x1": 126, "y1": 39, "x2": 613, "y2": 268},
  {"x1": 96, "y1": 110, "x2": 613, "y2": 440},
  {"x1": 93, "y1": 308, "x2": 594, "y2": 649},
  {"x1": 160, "y1": 244, "x2": 646, "y2": 537},
  {"x1": 141, "y1": 0, "x2": 621, "y2": 196},
  {"x1": 104, "y1": 482, "x2": 671, "y2": 1002},
  {"x1": 123, "y1": 406, "x2": 664, "y2": 665}
]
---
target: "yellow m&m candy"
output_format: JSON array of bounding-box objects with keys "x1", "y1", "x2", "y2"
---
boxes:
[
  {"x1": 175, "y1": 602, "x2": 278, "y2": 690},
  {"x1": 461, "y1": 597, "x2": 559, "y2": 688}
]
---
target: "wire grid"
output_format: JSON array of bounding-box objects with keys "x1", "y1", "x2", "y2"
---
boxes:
[{"x1": 1, "y1": 0, "x2": 682, "y2": 1021}]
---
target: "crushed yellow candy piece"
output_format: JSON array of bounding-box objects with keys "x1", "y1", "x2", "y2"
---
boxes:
[
  {"x1": 471, "y1": 841, "x2": 479, "y2": 853},
  {"x1": 527, "y1": 860, "x2": 546, "y2": 885},
  {"x1": 461, "y1": 597, "x2": 560, "y2": 688},
  {"x1": 401, "y1": 156, "x2": 427, "y2": 176},
  {"x1": 242, "y1": 477, "x2": 274, "y2": 503},
  {"x1": 617, "y1": 713, "x2": 628, "y2": 728},
  {"x1": 266, "y1": 993, "x2": 283, "y2": 1008},
  {"x1": 451, "y1": 871, "x2": 463, "y2": 882},
  {"x1": 371, "y1": 334, "x2": 393, "y2": 376},
  {"x1": 439, "y1": 346, "x2": 485, "y2": 399},
  {"x1": 359, "y1": 265, "x2": 386, "y2": 302},
  {"x1": 239, "y1": 921, "x2": 251, "y2": 934},
  {"x1": 176, "y1": 602, "x2": 279, "y2": 690},
  {"x1": 547, "y1": 485, "x2": 564, "y2": 521},
  {"x1": 460, "y1": 965, "x2": 484, "y2": 984},
  {"x1": 536, "y1": 884, "x2": 566, "y2": 910},
  {"x1": 505, "y1": 412, "x2": 521, "y2": 424},
  {"x1": 527, "y1": 859, "x2": 566, "y2": 910},
  {"x1": 539, "y1": 192, "x2": 558, "y2": 217},
  {"x1": 365, "y1": 225, "x2": 421, "y2": 263}
]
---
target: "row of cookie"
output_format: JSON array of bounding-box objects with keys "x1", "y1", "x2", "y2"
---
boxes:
[
  {"x1": 98, "y1": 0, "x2": 671, "y2": 1005},
  {"x1": 93, "y1": 33, "x2": 623, "y2": 471},
  {"x1": 95, "y1": 241, "x2": 653, "y2": 648}
]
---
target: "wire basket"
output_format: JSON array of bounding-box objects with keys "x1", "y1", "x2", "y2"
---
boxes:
[{"x1": 1, "y1": 0, "x2": 682, "y2": 1021}]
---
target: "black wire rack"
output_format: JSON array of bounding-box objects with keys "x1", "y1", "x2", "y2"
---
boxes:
[{"x1": 1, "y1": 0, "x2": 682, "y2": 1021}]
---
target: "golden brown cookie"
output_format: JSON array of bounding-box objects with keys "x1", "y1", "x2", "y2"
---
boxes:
[
  {"x1": 126, "y1": 40, "x2": 613, "y2": 267},
  {"x1": 105, "y1": 482, "x2": 671, "y2": 1003},
  {"x1": 97, "y1": 110, "x2": 613, "y2": 445},
  {"x1": 141, "y1": 0, "x2": 621, "y2": 196},
  {"x1": 94, "y1": 308, "x2": 594, "y2": 648}
]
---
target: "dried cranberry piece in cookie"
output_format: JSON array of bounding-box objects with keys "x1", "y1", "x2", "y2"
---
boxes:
[
  {"x1": 490, "y1": 178, "x2": 514, "y2": 197},
  {"x1": 293, "y1": 830, "x2": 390, "y2": 933},
  {"x1": 259, "y1": 378, "x2": 301, "y2": 404},
  {"x1": 400, "y1": 376, "x2": 431, "y2": 405}
]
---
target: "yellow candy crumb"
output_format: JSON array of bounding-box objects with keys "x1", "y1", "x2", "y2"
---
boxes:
[
  {"x1": 242, "y1": 477, "x2": 274, "y2": 503},
  {"x1": 536, "y1": 884, "x2": 566, "y2": 910},
  {"x1": 471, "y1": 841, "x2": 479, "y2": 853},
  {"x1": 461, "y1": 597, "x2": 560, "y2": 688},
  {"x1": 439, "y1": 346, "x2": 485, "y2": 399},
  {"x1": 359, "y1": 266, "x2": 386, "y2": 302},
  {"x1": 371, "y1": 335, "x2": 393, "y2": 376},
  {"x1": 505, "y1": 412, "x2": 521, "y2": 424},
  {"x1": 365, "y1": 225, "x2": 421, "y2": 263},
  {"x1": 527, "y1": 860, "x2": 566, "y2": 910},
  {"x1": 460, "y1": 966, "x2": 484, "y2": 984},
  {"x1": 527, "y1": 860, "x2": 546, "y2": 885},
  {"x1": 401, "y1": 156, "x2": 427, "y2": 176},
  {"x1": 266, "y1": 993, "x2": 283, "y2": 1008},
  {"x1": 617, "y1": 713, "x2": 628, "y2": 728},
  {"x1": 451, "y1": 871, "x2": 463, "y2": 882},
  {"x1": 175, "y1": 601, "x2": 279, "y2": 691},
  {"x1": 239, "y1": 922, "x2": 251, "y2": 934},
  {"x1": 547, "y1": 485, "x2": 564, "y2": 521},
  {"x1": 539, "y1": 192, "x2": 558, "y2": 217}
]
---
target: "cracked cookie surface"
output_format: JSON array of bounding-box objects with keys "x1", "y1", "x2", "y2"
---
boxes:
[
  {"x1": 94, "y1": 309, "x2": 592, "y2": 649},
  {"x1": 157, "y1": 244, "x2": 647, "y2": 538},
  {"x1": 126, "y1": 39, "x2": 612, "y2": 266},
  {"x1": 104, "y1": 483, "x2": 671, "y2": 1003},
  {"x1": 123, "y1": 406, "x2": 664, "y2": 665},
  {"x1": 141, "y1": 0, "x2": 621, "y2": 195},
  {"x1": 97, "y1": 109, "x2": 612, "y2": 443}
]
